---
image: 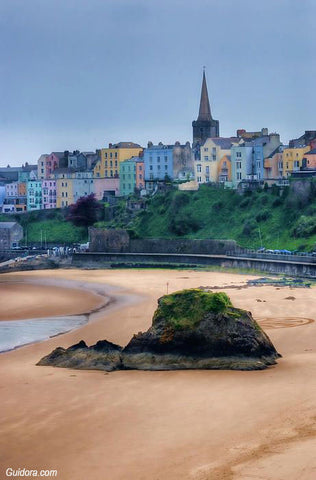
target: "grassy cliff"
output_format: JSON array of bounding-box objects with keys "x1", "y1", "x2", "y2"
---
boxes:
[
  {"x1": 127, "y1": 182, "x2": 316, "y2": 251},
  {"x1": 2, "y1": 180, "x2": 316, "y2": 250}
]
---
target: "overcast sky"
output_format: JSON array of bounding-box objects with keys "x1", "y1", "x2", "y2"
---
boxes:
[{"x1": 1, "y1": 0, "x2": 315, "y2": 166}]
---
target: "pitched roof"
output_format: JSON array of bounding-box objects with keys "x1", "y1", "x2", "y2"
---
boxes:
[
  {"x1": 51, "y1": 152, "x2": 65, "y2": 159},
  {"x1": 266, "y1": 145, "x2": 283, "y2": 158},
  {"x1": 305, "y1": 148, "x2": 316, "y2": 155},
  {"x1": 210, "y1": 137, "x2": 240, "y2": 149},
  {"x1": 112, "y1": 142, "x2": 142, "y2": 149},
  {"x1": 197, "y1": 71, "x2": 212, "y2": 122}
]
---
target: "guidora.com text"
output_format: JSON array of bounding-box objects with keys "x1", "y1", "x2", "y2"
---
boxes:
[{"x1": 6, "y1": 468, "x2": 58, "y2": 477}]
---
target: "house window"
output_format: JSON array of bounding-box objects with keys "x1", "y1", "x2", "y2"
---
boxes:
[
  {"x1": 149, "y1": 165, "x2": 153, "y2": 171},
  {"x1": 236, "y1": 161, "x2": 242, "y2": 169},
  {"x1": 157, "y1": 156, "x2": 160, "y2": 162},
  {"x1": 204, "y1": 148, "x2": 208, "y2": 152},
  {"x1": 164, "y1": 156, "x2": 168, "y2": 162},
  {"x1": 237, "y1": 172, "x2": 242, "y2": 180},
  {"x1": 197, "y1": 164, "x2": 202, "y2": 172},
  {"x1": 164, "y1": 165, "x2": 168, "y2": 171},
  {"x1": 236, "y1": 152, "x2": 241, "y2": 158},
  {"x1": 204, "y1": 156, "x2": 209, "y2": 161},
  {"x1": 205, "y1": 176, "x2": 210, "y2": 182},
  {"x1": 205, "y1": 166, "x2": 209, "y2": 174},
  {"x1": 197, "y1": 176, "x2": 202, "y2": 182}
]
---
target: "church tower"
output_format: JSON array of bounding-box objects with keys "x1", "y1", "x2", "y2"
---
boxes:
[{"x1": 192, "y1": 70, "x2": 219, "y2": 152}]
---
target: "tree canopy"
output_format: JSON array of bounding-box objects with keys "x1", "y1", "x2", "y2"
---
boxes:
[{"x1": 67, "y1": 194, "x2": 102, "y2": 228}]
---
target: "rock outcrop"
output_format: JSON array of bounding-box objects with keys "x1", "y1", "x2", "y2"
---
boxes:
[
  {"x1": 38, "y1": 289, "x2": 280, "y2": 371},
  {"x1": 122, "y1": 289, "x2": 280, "y2": 370},
  {"x1": 37, "y1": 339, "x2": 122, "y2": 371}
]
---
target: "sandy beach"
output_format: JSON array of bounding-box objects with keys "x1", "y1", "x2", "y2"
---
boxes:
[{"x1": 0, "y1": 268, "x2": 315, "y2": 480}]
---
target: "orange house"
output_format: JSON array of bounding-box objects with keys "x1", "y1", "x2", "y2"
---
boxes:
[
  {"x1": 217, "y1": 155, "x2": 231, "y2": 182},
  {"x1": 18, "y1": 182, "x2": 26, "y2": 196}
]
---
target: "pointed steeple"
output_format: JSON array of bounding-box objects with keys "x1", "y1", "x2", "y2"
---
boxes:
[
  {"x1": 192, "y1": 69, "x2": 219, "y2": 152},
  {"x1": 197, "y1": 68, "x2": 212, "y2": 122}
]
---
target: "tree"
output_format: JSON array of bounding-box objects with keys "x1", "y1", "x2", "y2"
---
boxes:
[{"x1": 67, "y1": 194, "x2": 102, "y2": 229}]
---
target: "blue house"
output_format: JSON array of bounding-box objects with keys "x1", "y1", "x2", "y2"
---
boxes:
[{"x1": 143, "y1": 143, "x2": 174, "y2": 192}]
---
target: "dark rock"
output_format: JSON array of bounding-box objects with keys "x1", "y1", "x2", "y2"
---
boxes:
[
  {"x1": 68, "y1": 340, "x2": 87, "y2": 350},
  {"x1": 37, "y1": 338, "x2": 122, "y2": 371},
  {"x1": 38, "y1": 289, "x2": 280, "y2": 372},
  {"x1": 121, "y1": 289, "x2": 280, "y2": 371}
]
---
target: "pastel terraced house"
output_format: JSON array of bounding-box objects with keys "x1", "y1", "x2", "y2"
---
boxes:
[
  {"x1": 38, "y1": 153, "x2": 63, "y2": 180},
  {"x1": 217, "y1": 155, "x2": 231, "y2": 183},
  {"x1": 196, "y1": 137, "x2": 239, "y2": 184},
  {"x1": 94, "y1": 178, "x2": 119, "y2": 200},
  {"x1": 302, "y1": 148, "x2": 316, "y2": 170},
  {"x1": 94, "y1": 142, "x2": 143, "y2": 178},
  {"x1": 143, "y1": 143, "x2": 174, "y2": 192},
  {"x1": 264, "y1": 146, "x2": 284, "y2": 180},
  {"x1": 135, "y1": 159, "x2": 145, "y2": 191},
  {"x1": 282, "y1": 145, "x2": 310, "y2": 177},
  {"x1": 42, "y1": 180, "x2": 57, "y2": 209},
  {"x1": 119, "y1": 158, "x2": 137, "y2": 196},
  {"x1": 27, "y1": 180, "x2": 42, "y2": 211}
]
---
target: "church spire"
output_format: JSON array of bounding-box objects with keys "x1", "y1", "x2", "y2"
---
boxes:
[
  {"x1": 192, "y1": 69, "x2": 219, "y2": 152},
  {"x1": 197, "y1": 68, "x2": 212, "y2": 122}
]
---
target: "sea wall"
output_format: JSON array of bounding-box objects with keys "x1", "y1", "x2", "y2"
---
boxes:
[
  {"x1": 72, "y1": 252, "x2": 316, "y2": 278},
  {"x1": 89, "y1": 228, "x2": 240, "y2": 255}
]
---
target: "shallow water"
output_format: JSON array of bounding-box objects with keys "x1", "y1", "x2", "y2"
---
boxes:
[{"x1": 0, "y1": 315, "x2": 87, "y2": 352}]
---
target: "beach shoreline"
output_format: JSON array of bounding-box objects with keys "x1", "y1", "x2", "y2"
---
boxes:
[{"x1": 0, "y1": 268, "x2": 315, "y2": 480}]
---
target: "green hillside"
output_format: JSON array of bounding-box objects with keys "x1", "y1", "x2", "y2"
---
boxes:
[
  {"x1": 1, "y1": 180, "x2": 316, "y2": 251},
  {"x1": 0, "y1": 209, "x2": 86, "y2": 244},
  {"x1": 102, "y1": 181, "x2": 316, "y2": 252}
]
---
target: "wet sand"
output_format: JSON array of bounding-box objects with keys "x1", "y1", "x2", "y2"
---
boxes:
[
  {"x1": 0, "y1": 268, "x2": 315, "y2": 480},
  {"x1": 0, "y1": 282, "x2": 106, "y2": 321}
]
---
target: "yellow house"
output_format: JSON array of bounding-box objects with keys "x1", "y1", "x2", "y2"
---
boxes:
[
  {"x1": 195, "y1": 137, "x2": 239, "y2": 184},
  {"x1": 51, "y1": 170, "x2": 74, "y2": 208},
  {"x1": 282, "y1": 146, "x2": 310, "y2": 177},
  {"x1": 94, "y1": 142, "x2": 143, "y2": 178}
]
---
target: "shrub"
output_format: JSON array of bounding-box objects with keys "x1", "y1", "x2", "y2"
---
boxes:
[
  {"x1": 260, "y1": 195, "x2": 269, "y2": 205},
  {"x1": 272, "y1": 197, "x2": 282, "y2": 207},
  {"x1": 242, "y1": 220, "x2": 257, "y2": 236},
  {"x1": 240, "y1": 198, "x2": 250, "y2": 208},
  {"x1": 292, "y1": 216, "x2": 316, "y2": 238},
  {"x1": 168, "y1": 213, "x2": 200, "y2": 236},
  {"x1": 170, "y1": 192, "x2": 190, "y2": 213},
  {"x1": 256, "y1": 210, "x2": 271, "y2": 222}
]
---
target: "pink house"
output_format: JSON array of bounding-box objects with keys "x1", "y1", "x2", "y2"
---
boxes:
[
  {"x1": 38, "y1": 152, "x2": 63, "y2": 180},
  {"x1": 136, "y1": 160, "x2": 145, "y2": 190},
  {"x1": 303, "y1": 149, "x2": 316, "y2": 169},
  {"x1": 42, "y1": 180, "x2": 57, "y2": 209},
  {"x1": 94, "y1": 178, "x2": 119, "y2": 201}
]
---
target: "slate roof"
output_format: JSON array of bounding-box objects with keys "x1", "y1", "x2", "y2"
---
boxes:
[
  {"x1": 305, "y1": 148, "x2": 316, "y2": 155},
  {"x1": 112, "y1": 142, "x2": 142, "y2": 149},
  {"x1": 210, "y1": 137, "x2": 240, "y2": 149}
]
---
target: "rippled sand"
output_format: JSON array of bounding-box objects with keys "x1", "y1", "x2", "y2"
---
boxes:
[{"x1": 0, "y1": 269, "x2": 315, "y2": 480}]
